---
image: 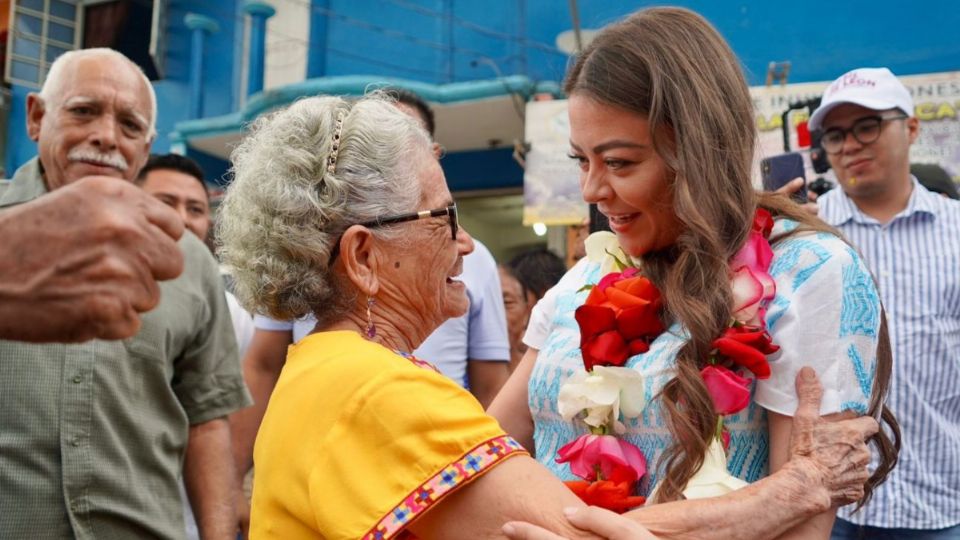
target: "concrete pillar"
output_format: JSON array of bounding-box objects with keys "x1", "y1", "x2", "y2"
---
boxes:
[
  {"x1": 306, "y1": 0, "x2": 329, "y2": 78},
  {"x1": 243, "y1": 1, "x2": 276, "y2": 97},
  {"x1": 184, "y1": 13, "x2": 219, "y2": 119}
]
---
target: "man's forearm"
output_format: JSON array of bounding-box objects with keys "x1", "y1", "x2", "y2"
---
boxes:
[
  {"x1": 627, "y1": 461, "x2": 827, "y2": 540},
  {"x1": 230, "y1": 330, "x2": 291, "y2": 481},
  {"x1": 185, "y1": 418, "x2": 239, "y2": 540},
  {"x1": 230, "y1": 358, "x2": 283, "y2": 480}
]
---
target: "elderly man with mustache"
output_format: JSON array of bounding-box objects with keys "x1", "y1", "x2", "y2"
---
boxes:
[{"x1": 0, "y1": 48, "x2": 250, "y2": 540}]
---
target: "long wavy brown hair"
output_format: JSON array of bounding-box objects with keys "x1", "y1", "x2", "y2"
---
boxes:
[{"x1": 564, "y1": 7, "x2": 899, "y2": 505}]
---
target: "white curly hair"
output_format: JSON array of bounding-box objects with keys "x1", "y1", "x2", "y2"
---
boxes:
[{"x1": 217, "y1": 94, "x2": 430, "y2": 324}]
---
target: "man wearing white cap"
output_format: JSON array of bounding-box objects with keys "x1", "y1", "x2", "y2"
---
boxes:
[{"x1": 812, "y1": 68, "x2": 960, "y2": 539}]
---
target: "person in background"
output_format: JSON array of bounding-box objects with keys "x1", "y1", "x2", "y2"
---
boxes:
[
  {"x1": 228, "y1": 88, "x2": 510, "y2": 532},
  {"x1": 569, "y1": 218, "x2": 590, "y2": 263},
  {"x1": 0, "y1": 48, "x2": 249, "y2": 540},
  {"x1": 500, "y1": 248, "x2": 567, "y2": 370},
  {"x1": 807, "y1": 67, "x2": 960, "y2": 540},
  {"x1": 137, "y1": 153, "x2": 255, "y2": 358},
  {"x1": 910, "y1": 163, "x2": 960, "y2": 200},
  {"x1": 136, "y1": 153, "x2": 256, "y2": 540}
]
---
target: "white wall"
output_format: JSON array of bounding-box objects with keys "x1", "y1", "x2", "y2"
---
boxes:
[{"x1": 263, "y1": 0, "x2": 310, "y2": 91}]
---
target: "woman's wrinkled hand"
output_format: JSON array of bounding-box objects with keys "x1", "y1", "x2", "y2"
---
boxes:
[
  {"x1": 786, "y1": 367, "x2": 878, "y2": 509},
  {"x1": 502, "y1": 506, "x2": 659, "y2": 540}
]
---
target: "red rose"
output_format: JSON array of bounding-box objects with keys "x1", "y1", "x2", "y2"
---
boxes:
[
  {"x1": 596, "y1": 267, "x2": 639, "y2": 293},
  {"x1": 564, "y1": 480, "x2": 647, "y2": 513},
  {"x1": 575, "y1": 305, "x2": 625, "y2": 369},
  {"x1": 701, "y1": 365, "x2": 751, "y2": 415},
  {"x1": 617, "y1": 304, "x2": 662, "y2": 343},
  {"x1": 712, "y1": 326, "x2": 778, "y2": 379},
  {"x1": 753, "y1": 208, "x2": 774, "y2": 238},
  {"x1": 581, "y1": 329, "x2": 629, "y2": 370},
  {"x1": 575, "y1": 274, "x2": 663, "y2": 370},
  {"x1": 586, "y1": 274, "x2": 661, "y2": 317}
]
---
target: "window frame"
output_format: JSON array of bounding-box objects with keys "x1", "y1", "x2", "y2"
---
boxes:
[{"x1": 4, "y1": 0, "x2": 83, "y2": 88}]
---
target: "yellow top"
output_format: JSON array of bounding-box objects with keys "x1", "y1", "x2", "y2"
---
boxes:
[{"x1": 249, "y1": 331, "x2": 525, "y2": 540}]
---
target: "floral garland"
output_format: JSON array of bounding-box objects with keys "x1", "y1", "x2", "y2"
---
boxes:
[{"x1": 555, "y1": 209, "x2": 779, "y2": 511}]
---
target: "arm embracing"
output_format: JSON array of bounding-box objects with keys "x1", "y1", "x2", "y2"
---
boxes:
[
  {"x1": 622, "y1": 368, "x2": 876, "y2": 540},
  {"x1": 488, "y1": 347, "x2": 538, "y2": 452},
  {"x1": 410, "y1": 456, "x2": 598, "y2": 539}
]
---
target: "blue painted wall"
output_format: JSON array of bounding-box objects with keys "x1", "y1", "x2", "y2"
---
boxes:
[
  {"x1": 6, "y1": 84, "x2": 33, "y2": 175},
  {"x1": 153, "y1": 0, "x2": 242, "y2": 153},
  {"x1": 5, "y1": 0, "x2": 958, "y2": 178},
  {"x1": 308, "y1": 1, "x2": 959, "y2": 87}
]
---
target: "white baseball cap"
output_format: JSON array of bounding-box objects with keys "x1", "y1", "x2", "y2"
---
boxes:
[{"x1": 808, "y1": 67, "x2": 914, "y2": 131}]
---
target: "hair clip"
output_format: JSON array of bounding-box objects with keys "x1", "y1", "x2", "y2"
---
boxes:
[{"x1": 326, "y1": 111, "x2": 345, "y2": 174}]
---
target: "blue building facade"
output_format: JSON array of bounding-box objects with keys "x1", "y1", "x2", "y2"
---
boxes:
[{"x1": 4, "y1": 0, "x2": 958, "y2": 190}]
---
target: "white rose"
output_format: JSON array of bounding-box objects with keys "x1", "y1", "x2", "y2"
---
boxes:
[
  {"x1": 681, "y1": 438, "x2": 749, "y2": 499},
  {"x1": 557, "y1": 366, "x2": 648, "y2": 433},
  {"x1": 584, "y1": 231, "x2": 629, "y2": 276}
]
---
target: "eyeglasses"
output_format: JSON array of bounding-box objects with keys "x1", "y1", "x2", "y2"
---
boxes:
[
  {"x1": 361, "y1": 203, "x2": 459, "y2": 240},
  {"x1": 328, "y1": 204, "x2": 459, "y2": 265},
  {"x1": 820, "y1": 114, "x2": 907, "y2": 155}
]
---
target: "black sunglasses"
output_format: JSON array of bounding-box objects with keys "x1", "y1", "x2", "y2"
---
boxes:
[{"x1": 328, "y1": 204, "x2": 458, "y2": 265}]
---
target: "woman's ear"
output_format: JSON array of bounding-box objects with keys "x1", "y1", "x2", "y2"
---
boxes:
[{"x1": 339, "y1": 225, "x2": 381, "y2": 296}]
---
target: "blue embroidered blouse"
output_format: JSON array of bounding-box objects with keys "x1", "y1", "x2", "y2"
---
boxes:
[{"x1": 523, "y1": 220, "x2": 881, "y2": 495}]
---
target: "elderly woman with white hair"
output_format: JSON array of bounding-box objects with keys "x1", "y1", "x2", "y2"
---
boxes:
[{"x1": 218, "y1": 94, "x2": 883, "y2": 540}]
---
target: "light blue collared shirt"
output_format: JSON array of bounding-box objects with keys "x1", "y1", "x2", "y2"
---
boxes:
[{"x1": 820, "y1": 179, "x2": 960, "y2": 529}]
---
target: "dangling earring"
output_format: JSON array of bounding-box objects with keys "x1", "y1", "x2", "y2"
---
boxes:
[{"x1": 365, "y1": 296, "x2": 377, "y2": 339}]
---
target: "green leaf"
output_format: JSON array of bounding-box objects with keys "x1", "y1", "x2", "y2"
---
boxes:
[
  {"x1": 605, "y1": 248, "x2": 628, "y2": 271},
  {"x1": 577, "y1": 284, "x2": 595, "y2": 293}
]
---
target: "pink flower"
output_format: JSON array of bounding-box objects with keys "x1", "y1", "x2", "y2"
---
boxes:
[
  {"x1": 731, "y1": 231, "x2": 774, "y2": 273},
  {"x1": 700, "y1": 365, "x2": 751, "y2": 415},
  {"x1": 730, "y1": 231, "x2": 776, "y2": 326},
  {"x1": 556, "y1": 434, "x2": 647, "y2": 483}
]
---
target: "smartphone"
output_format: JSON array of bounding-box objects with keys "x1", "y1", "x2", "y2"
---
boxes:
[{"x1": 761, "y1": 152, "x2": 807, "y2": 203}]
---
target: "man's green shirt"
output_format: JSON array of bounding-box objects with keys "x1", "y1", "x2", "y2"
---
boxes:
[{"x1": 0, "y1": 158, "x2": 252, "y2": 539}]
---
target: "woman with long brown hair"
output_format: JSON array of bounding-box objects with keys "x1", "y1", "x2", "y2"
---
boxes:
[{"x1": 491, "y1": 7, "x2": 899, "y2": 539}]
